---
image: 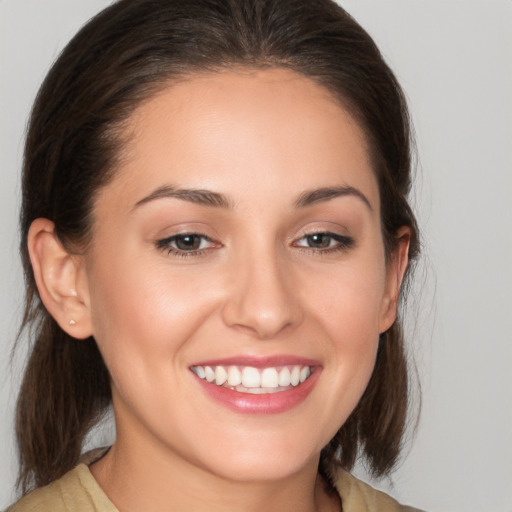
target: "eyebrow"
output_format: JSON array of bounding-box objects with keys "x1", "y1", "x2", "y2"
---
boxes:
[
  {"x1": 294, "y1": 186, "x2": 373, "y2": 211},
  {"x1": 133, "y1": 185, "x2": 233, "y2": 210},
  {"x1": 133, "y1": 184, "x2": 372, "y2": 212}
]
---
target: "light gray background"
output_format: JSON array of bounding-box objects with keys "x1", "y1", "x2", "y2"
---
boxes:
[{"x1": 1, "y1": 1, "x2": 511, "y2": 511}]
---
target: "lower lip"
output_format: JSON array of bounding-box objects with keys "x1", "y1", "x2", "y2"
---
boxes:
[{"x1": 193, "y1": 369, "x2": 320, "y2": 414}]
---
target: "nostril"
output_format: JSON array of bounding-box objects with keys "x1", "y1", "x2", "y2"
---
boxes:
[
  {"x1": 221, "y1": 291, "x2": 303, "y2": 339},
  {"x1": 220, "y1": 254, "x2": 304, "y2": 338}
]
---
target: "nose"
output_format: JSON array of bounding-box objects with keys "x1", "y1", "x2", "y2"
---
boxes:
[{"x1": 221, "y1": 249, "x2": 303, "y2": 339}]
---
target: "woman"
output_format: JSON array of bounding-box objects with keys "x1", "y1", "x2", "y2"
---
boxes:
[{"x1": 8, "y1": 0, "x2": 422, "y2": 510}]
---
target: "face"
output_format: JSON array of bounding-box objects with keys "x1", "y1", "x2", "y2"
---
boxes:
[{"x1": 78, "y1": 68, "x2": 403, "y2": 483}]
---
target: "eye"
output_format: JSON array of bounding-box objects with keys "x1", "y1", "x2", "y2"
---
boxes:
[
  {"x1": 156, "y1": 233, "x2": 217, "y2": 256},
  {"x1": 294, "y1": 232, "x2": 354, "y2": 252}
]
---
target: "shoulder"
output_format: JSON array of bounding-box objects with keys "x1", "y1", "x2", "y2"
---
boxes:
[
  {"x1": 5, "y1": 464, "x2": 117, "y2": 512},
  {"x1": 335, "y1": 470, "x2": 425, "y2": 512}
]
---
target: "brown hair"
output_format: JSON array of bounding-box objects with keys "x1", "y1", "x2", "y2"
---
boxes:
[{"x1": 16, "y1": 0, "x2": 420, "y2": 494}]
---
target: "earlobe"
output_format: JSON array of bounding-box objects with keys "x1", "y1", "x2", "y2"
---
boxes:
[
  {"x1": 27, "y1": 218, "x2": 93, "y2": 339},
  {"x1": 379, "y1": 226, "x2": 411, "y2": 333}
]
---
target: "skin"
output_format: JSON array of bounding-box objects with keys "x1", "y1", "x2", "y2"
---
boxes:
[{"x1": 29, "y1": 68, "x2": 409, "y2": 511}]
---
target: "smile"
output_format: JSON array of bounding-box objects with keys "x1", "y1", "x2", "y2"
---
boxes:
[{"x1": 191, "y1": 365, "x2": 312, "y2": 394}]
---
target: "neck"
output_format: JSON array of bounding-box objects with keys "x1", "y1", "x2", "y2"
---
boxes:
[{"x1": 90, "y1": 439, "x2": 338, "y2": 512}]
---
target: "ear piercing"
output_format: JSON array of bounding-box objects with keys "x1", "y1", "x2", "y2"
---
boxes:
[
  {"x1": 69, "y1": 290, "x2": 78, "y2": 325},
  {"x1": 69, "y1": 291, "x2": 78, "y2": 325}
]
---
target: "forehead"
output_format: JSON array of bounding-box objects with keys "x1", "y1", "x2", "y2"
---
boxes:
[{"x1": 97, "y1": 68, "x2": 379, "y2": 213}]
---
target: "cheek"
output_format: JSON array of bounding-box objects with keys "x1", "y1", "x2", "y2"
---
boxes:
[
  {"x1": 304, "y1": 259, "x2": 387, "y2": 343},
  {"x1": 86, "y1": 253, "x2": 218, "y2": 373},
  {"x1": 299, "y1": 259, "x2": 386, "y2": 413}
]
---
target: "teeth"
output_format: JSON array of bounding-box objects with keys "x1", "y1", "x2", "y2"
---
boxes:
[
  {"x1": 278, "y1": 367, "x2": 291, "y2": 387},
  {"x1": 290, "y1": 366, "x2": 300, "y2": 386},
  {"x1": 191, "y1": 364, "x2": 313, "y2": 393},
  {"x1": 227, "y1": 366, "x2": 242, "y2": 386},
  {"x1": 192, "y1": 366, "x2": 205, "y2": 379},
  {"x1": 242, "y1": 367, "x2": 261, "y2": 388},
  {"x1": 261, "y1": 368, "x2": 279, "y2": 388},
  {"x1": 246, "y1": 387, "x2": 271, "y2": 394},
  {"x1": 215, "y1": 366, "x2": 228, "y2": 386},
  {"x1": 205, "y1": 366, "x2": 215, "y2": 383},
  {"x1": 300, "y1": 366, "x2": 311, "y2": 383}
]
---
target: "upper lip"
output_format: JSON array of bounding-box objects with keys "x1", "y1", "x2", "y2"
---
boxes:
[{"x1": 190, "y1": 355, "x2": 320, "y2": 369}]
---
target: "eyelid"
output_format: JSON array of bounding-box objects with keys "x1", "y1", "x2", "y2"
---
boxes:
[
  {"x1": 292, "y1": 230, "x2": 355, "y2": 252},
  {"x1": 156, "y1": 232, "x2": 221, "y2": 257}
]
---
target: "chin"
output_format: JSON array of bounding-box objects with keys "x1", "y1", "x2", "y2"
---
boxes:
[
  {"x1": 187, "y1": 428, "x2": 324, "y2": 484},
  {"x1": 203, "y1": 452, "x2": 317, "y2": 484}
]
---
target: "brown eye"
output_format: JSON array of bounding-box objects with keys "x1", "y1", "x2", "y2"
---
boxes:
[
  {"x1": 305, "y1": 233, "x2": 332, "y2": 248},
  {"x1": 294, "y1": 232, "x2": 355, "y2": 252},
  {"x1": 174, "y1": 234, "x2": 202, "y2": 251},
  {"x1": 156, "y1": 233, "x2": 216, "y2": 256}
]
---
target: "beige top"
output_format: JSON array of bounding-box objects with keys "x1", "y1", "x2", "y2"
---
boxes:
[{"x1": 6, "y1": 462, "x2": 423, "y2": 512}]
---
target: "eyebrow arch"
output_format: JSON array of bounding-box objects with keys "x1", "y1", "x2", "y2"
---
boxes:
[
  {"x1": 133, "y1": 185, "x2": 233, "y2": 210},
  {"x1": 294, "y1": 186, "x2": 373, "y2": 211}
]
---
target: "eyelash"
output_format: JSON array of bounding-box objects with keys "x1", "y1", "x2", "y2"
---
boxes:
[
  {"x1": 293, "y1": 232, "x2": 355, "y2": 254},
  {"x1": 156, "y1": 233, "x2": 217, "y2": 258},
  {"x1": 156, "y1": 231, "x2": 355, "y2": 258}
]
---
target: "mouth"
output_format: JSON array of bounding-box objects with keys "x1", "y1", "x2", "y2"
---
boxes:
[
  {"x1": 190, "y1": 364, "x2": 312, "y2": 394},
  {"x1": 190, "y1": 357, "x2": 320, "y2": 414}
]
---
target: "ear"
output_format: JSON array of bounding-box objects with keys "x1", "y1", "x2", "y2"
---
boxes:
[
  {"x1": 27, "y1": 218, "x2": 93, "y2": 339},
  {"x1": 379, "y1": 226, "x2": 411, "y2": 333}
]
